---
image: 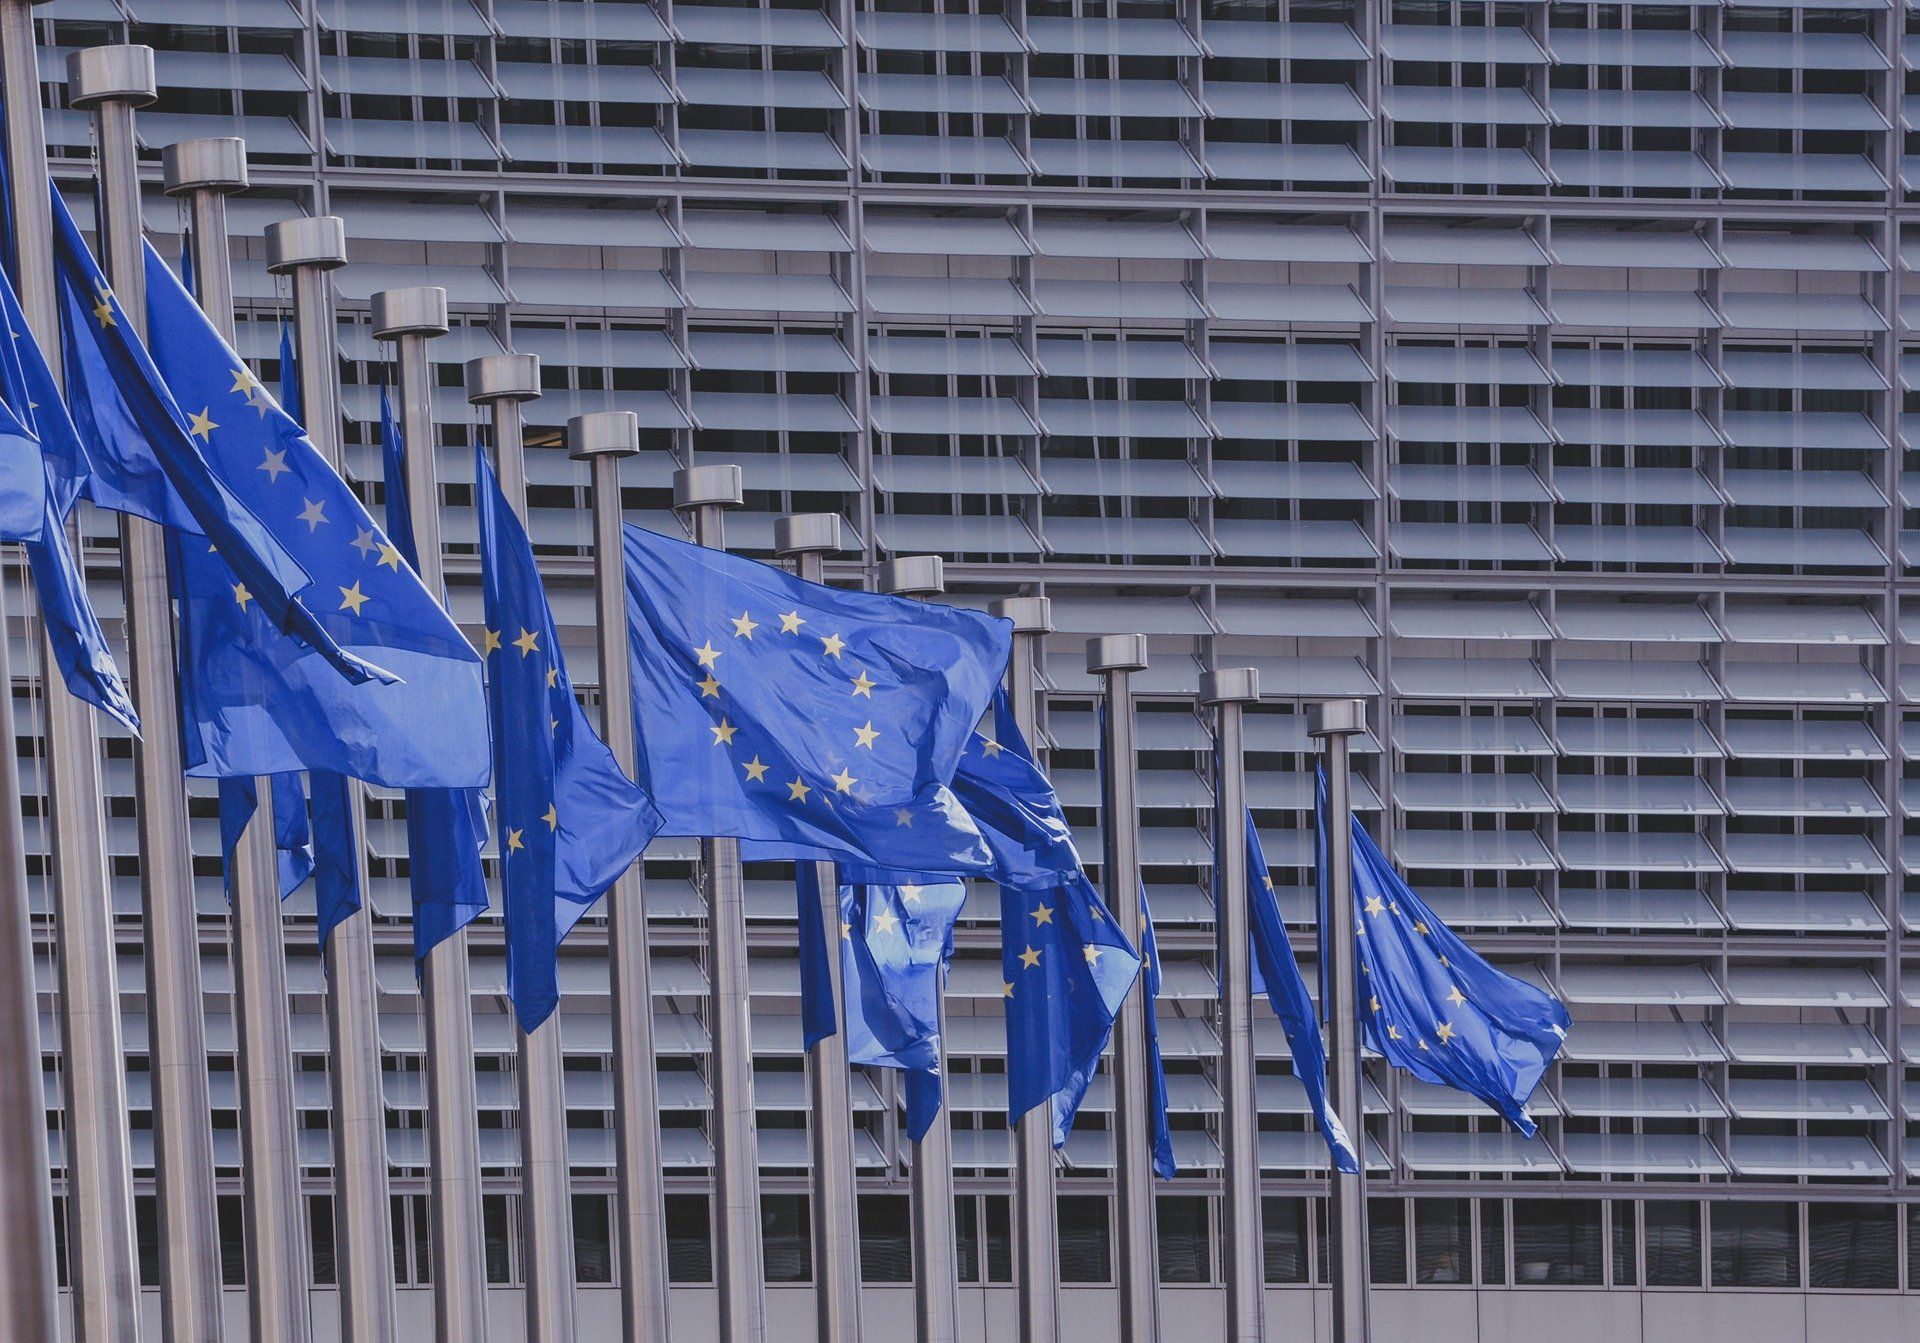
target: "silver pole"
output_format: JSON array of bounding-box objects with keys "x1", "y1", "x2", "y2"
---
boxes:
[
  {"x1": 1089, "y1": 635, "x2": 1157, "y2": 1343},
  {"x1": 0, "y1": 5, "x2": 84, "y2": 1336},
  {"x1": 776, "y1": 514, "x2": 863, "y2": 1343},
  {"x1": 1203, "y1": 669, "x2": 1263, "y2": 1343},
  {"x1": 264, "y1": 217, "x2": 387, "y2": 1343},
  {"x1": 1309, "y1": 698, "x2": 1372, "y2": 1343},
  {"x1": 877, "y1": 554, "x2": 958, "y2": 1343},
  {"x1": 673, "y1": 464, "x2": 766, "y2": 1343},
  {"x1": 451, "y1": 342, "x2": 578, "y2": 1343},
  {"x1": 563, "y1": 407, "x2": 671, "y2": 1343},
  {"x1": 986, "y1": 596, "x2": 1058, "y2": 1343},
  {"x1": 163, "y1": 136, "x2": 287, "y2": 1343},
  {"x1": 61, "y1": 45, "x2": 165, "y2": 1343}
]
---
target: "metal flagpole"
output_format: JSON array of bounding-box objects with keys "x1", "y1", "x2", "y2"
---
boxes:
[
  {"x1": 673, "y1": 463, "x2": 766, "y2": 1343},
  {"x1": 563, "y1": 407, "x2": 672, "y2": 1343},
  {"x1": 1202, "y1": 668, "x2": 1263, "y2": 1343},
  {"x1": 62, "y1": 44, "x2": 174, "y2": 1343},
  {"x1": 451, "y1": 339, "x2": 578, "y2": 1343},
  {"x1": 1089, "y1": 635, "x2": 1157, "y2": 1343},
  {"x1": 774, "y1": 513, "x2": 863, "y2": 1343},
  {"x1": 163, "y1": 136, "x2": 292, "y2": 1343},
  {"x1": 263, "y1": 216, "x2": 388, "y2": 1343},
  {"x1": 0, "y1": 6, "x2": 85, "y2": 1337},
  {"x1": 353, "y1": 280, "x2": 491, "y2": 1343},
  {"x1": 877, "y1": 555, "x2": 957, "y2": 1343},
  {"x1": 1309, "y1": 697, "x2": 1371, "y2": 1343},
  {"x1": 985, "y1": 595, "x2": 1058, "y2": 1343}
]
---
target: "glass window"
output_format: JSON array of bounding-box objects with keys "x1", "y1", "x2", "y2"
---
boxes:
[
  {"x1": 481, "y1": 1193, "x2": 512, "y2": 1285},
  {"x1": 1712, "y1": 1202, "x2": 1800, "y2": 1289},
  {"x1": 1908, "y1": 1206, "x2": 1919, "y2": 1292},
  {"x1": 308, "y1": 1195, "x2": 336, "y2": 1287},
  {"x1": 956, "y1": 1196, "x2": 981, "y2": 1285},
  {"x1": 1414, "y1": 1199, "x2": 1471, "y2": 1284},
  {"x1": 574, "y1": 1194, "x2": 614, "y2": 1285},
  {"x1": 1059, "y1": 1195, "x2": 1112, "y2": 1283},
  {"x1": 665, "y1": 1194, "x2": 712, "y2": 1283},
  {"x1": 1645, "y1": 1202, "x2": 1701, "y2": 1287},
  {"x1": 219, "y1": 1193, "x2": 248, "y2": 1286},
  {"x1": 1479, "y1": 1201, "x2": 1506, "y2": 1286},
  {"x1": 762, "y1": 1193, "x2": 811, "y2": 1284},
  {"x1": 1610, "y1": 1201, "x2": 1636, "y2": 1287},
  {"x1": 1370, "y1": 1198, "x2": 1408, "y2": 1285},
  {"x1": 1159, "y1": 1195, "x2": 1210, "y2": 1284},
  {"x1": 1512, "y1": 1199, "x2": 1602, "y2": 1285},
  {"x1": 985, "y1": 1195, "x2": 1013, "y2": 1284},
  {"x1": 1809, "y1": 1203, "x2": 1896, "y2": 1289},
  {"x1": 859, "y1": 1194, "x2": 912, "y2": 1283},
  {"x1": 135, "y1": 1194, "x2": 160, "y2": 1288},
  {"x1": 1262, "y1": 1196, "x2": 1309, "y2": 1284}
]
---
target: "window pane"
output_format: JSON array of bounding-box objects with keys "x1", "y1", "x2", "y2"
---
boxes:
[
  {"x1": 1610, "y1": 1201, "x2": 1636, "y2": 1287},
  {"x1": 1645, "y1": 1202, "x2": 1701, "y2": 1287},
  {"x1": 1413, "y1": 1199, "x2": 1470, "y2": 1284},
  {"x1": 955, "y1": 1196, "x2": 981, "y2": 1285},
  {"x1": 218, "y1": 1194, "x2": 248, "y2": 1286},
  {"x1": 574, "y1": 1194, "x2": 614, "y2": 1285},
  {"x1": 308, "y1": 1195, "x2": 336, "y2": 1287},
  {"x1": 1909, "y1": 1206, "x2": 1919, "y2": 1292},
  {"x1": 1261, "y1": 1196, "x2": 1306, "y2": 1285},
  {"x1": 1512, "y1": 1199, "x2": 1602, "y2": 1285},
  {"x1": 135, "y1": 1194, "x2": 160, "y2": 1288},
  {"x1": 482, "y1": 1193, "x2": 512, "y2": 1285},
  {"x1": 1809, "y1": 1203, "x2": 1895, "y2": 1289},
  {"x1": 410, "y1": 1192, "x2": 432, "y2": 1285},
  {"x1": 1479, "y1": 1201, "x2": 1505, "y2": 1286},
  {"x1": 665, "y1": 1194, "x2": 712, "y2": 1283},
  {"x1": 763, "y1": 1193, "x2": 812, "y2": 1284},
  {"x1": 859, "y1": 1194, "x2": 912, "y2": 1283},
  {"x1": 1711, "y1": 1202, "x2": 1799, "y2": 1289},
  {"x1": 1058, "y1": 1195, "x2": 1111, "y2": 1284},
  {"x1": 51, "y1": 1196, "x2": 68, "y2": 1290},
  {"x1": 1160, "y1": 1195, "x2": 1210, "y2": 1284},
  {"x1": 1369, "y1": 1198, "x2": 1407, "y2": 1284},
  {"x1": 985, "y1": 1196, "x2": 1013, "y2": 1283}
]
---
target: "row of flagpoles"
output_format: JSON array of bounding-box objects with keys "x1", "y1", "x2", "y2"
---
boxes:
[{"x1": 0, "y1": 18, "x2": 1574, "y2": 1343}]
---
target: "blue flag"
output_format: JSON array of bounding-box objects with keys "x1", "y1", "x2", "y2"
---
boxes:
[
  {"x1": 795, "y1": 863, "x2": 839, "y2": 1050},
  {"x1": 479, "y1": 445, "x2": 658, "y2": 1029},
  {"x1": 1246, "y1": 809, "x2": 1358, "y2": 1174},
  {"x1": 621, "y1": 523, "x2": 1008, "y2": 871},
  {"x1": 1137, "y1": 884, "x2": 1177, "y2": 1180},
  {"x1": 216, "y1": 773, "x2": 316, "y2": 903},
  {"x1": 1319, "y1": 770, "x2": 1569, "y2": 1135},
  {"x1": 152, "y1": 231, "x2": 489, "y2": 789},
  {"x1": 309, "y1": 770, "x2": 362, "y2": 946},
  {"x1": 0, "y1": 263, "x2": 43, "y2": 542}
]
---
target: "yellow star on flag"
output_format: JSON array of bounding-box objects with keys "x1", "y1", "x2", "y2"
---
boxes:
[
  {"x1": 546, "y1": 667, "x2": 559, "y2": 689},
  {"x1": 1435, "y1": 1022, "x2": 1457, "y2": 1044},
  {"x1": 850, "y1": 670, "x2": 876, "y2": 698},
  {"x1": 1031, "y1": 904, "x2": 1054, "y2": 926},
  {"x1": 1362, "y1": 895, "x2": 1386, "y2": 916},
  {"x1": 258, "y1": 448, "x2": 290, "y2": 483},
  {"x1": 91, "y1": 285, "x2": 114, "y2": 328},
  {"x1": 1414, "y1": 920, "x2": 1430, "y2": 936},
  {"x1": 481, "y1": 628, "x2": 502, "y2": 655},
  {"x1": 820, "y1": 632, "x2": 845, "y2": 658},
  {"x1": 1386, "y1": 1023, "x2": 1403, "y2": 1041},
  {"x1": 187, "y1": 408, "x2": 218, "y2": 440},
  {"x1": 840, "y1": 921, "x2": 852, "y2": 940},
  {"x1": 1002, "y1": 981, "x2": 1014, "y2": 998},
  {"x1": 731, "y1": 612, "x2": 759, "y2": 639},
  {"x1": 694, "y1": 641, "x2": 720, "y2": 668},
  {"x1": 697, "y1": 673, "x2": 721, "y2": 698},
  {"x1": 871, "y1": 909, "x2": 900, "y2": 935},
  {"x1": 711, "y1": 720, "x2": 737, "y2": 747},
  {"x1": 853, "y1": 721, "x2": 879, "y2": 749},
  {"x1": 543, "y1": 804, "x2": 558, "y2": 831},
  {"x1": 979, "y1": 737, "x2": 1003, "y2": 758},
  {"x1": 230, "y1": 365, "x2": 262, "y2": 398},
  {"x1": 742, "y1": 756, "x2": 769, "y2": 782},
  {"x1": 787, "y1": 777, "x2": 812, "y2": 803},
  {"x1": 1018, "y1": 946, "x2": 1042, "y2": 970},
  {"x1": 513, "y1": 628, "x2": 540, "y2": 656},
  {"x1": 506, "y1": 828, "x2": 525, "y2": 852},
  {"x1": 1445, "y1": 986, "x2": 1467, "y2": 1007},
  {"x1": 894, "y1": 809, "x2": 914, "y2": 827},
  {"x1": 377, "y1": 542, "x2": 404, "y2": 571},
  {"x1": 1369, "y1": 995, "x2": 1381, "y2": 1013},
  {"x1": 298, "y1": 498, "x2": 327, "y2": 531},
  {"x1": 337, "y1": 582, "x2": 369, "y2": 615},
  {"x1": 1418, "y1": 1040, "x2": 1430, "y2": 1052},
  {"x1": 1083, "y1": 945, "x2": 1104, "y2": 966},
  {"x1": 351, "y1": 528, "x2": 379, "y2": 559},
  {"x1": 831, "y1": 767, "x2": 856, "y2": 794},
  {"x1": 900, "y1": 886, "x2": 924, "y2": 905},
  {"x1": 779, "y1": 611, "x2": 804, "y2": 634},
  {"x1": 232, "y1": 582, "x2": 253, "y2": 610}
]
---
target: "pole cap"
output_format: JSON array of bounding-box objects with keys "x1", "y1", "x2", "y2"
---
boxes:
[
  {"x1": 466, "y1": 353, "x2": 541, "y2": 405},
  {"x1": 568, "y1": 410, "x2": 639, "y2": 461},
  {"x1": 1306, "y1": 697, "x2": 1367, "y2": 738},
  {"x1": 371, "y1": 286, "x2": 448, "y2": 340},
  {"x1": 1086, "y1": 634, "x2": 1148, "y2": 675},
  {"x1": 265, "y1": 216, "x2": 346, "y2": 273},
  {"x1": 1200, "y1": 667, "x2": 1260, "y2": 706},
  {"x1": 673, "y1": 464, "x2": 742, "y2": 512},
  {"x1": 877, "y1": 555, "x2": 944, "y2": 597},
  {"x1": 989, "y1": 596, "x2": 1051, "y2": 635},
  {"x1": 161, "y1": 137, "x2": 248, "y2": 195},
  {"x1": 773, "y1": 513, "x2": 843, "y2": 558},
  {"x1": 68, "y1": 45, "x2": 156, "y2": 109}
]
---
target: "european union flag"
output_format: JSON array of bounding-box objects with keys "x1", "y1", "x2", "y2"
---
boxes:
[
  {"x1": 153, "y1": 229, "x2": 489, "y2": 790},
  {"x1": 479, "y1": 446, "x2": 658, "y2": 1029},
  {"x1": 1136, "y1": 884, "x2": 1177, "y2": 1179},
  {"x1": 1319, "y1": 771, "x2": 1569, "y2": 1135},
  {"x1": 621, "y1": 523, "x2": 1007, "y2": 871},
  {"x1": 0, "y1": 263, "x2": 43, "y2": 542},
  {"x1": 1245, "y1": 809, "x2": 1358, "y2": 1174},
  {"x1": 216, "y1": 773, "x2": 315, "y2": 903}
]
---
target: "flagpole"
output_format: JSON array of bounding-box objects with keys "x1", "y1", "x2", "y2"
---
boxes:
[
  {"x1": 774, "y1": 513, "x2": 863, "y2": 1343},
  {"x1": 564, "y1": 407, "x2": 672, "y2": 1343},
  {"x1": 362, "y1": 284, "x2": 491, "y2": 1343},
  {"x1": 985, "y1": 595, "x2": 1059, "y2": 1343},
  {"x1": 1308, "y1": 697, "x2": 1371, "y2": 1343},
  {"x1": 673, "y1": 463, "x2": 767, "y2": 1343},
  {"x1": 163, "y1": 136, "x2": 295, "y2": 1343},
  {"x1": 1088, "y1": 635, "x2": 1157, "y2": 1343},
  {"x1": 1201, "y1": 668, "x2": 1264, "y2": 1343},
  {"x1": 877, "y1": 554, "x2": 959, "y2": 1343},
  {"x1": 0, "y1": 5, "x2": 81, "y2": 1336},
  {"x1": 449, "y1": 336, "x2": 578, "y2": 1343},
  {"x1": 264, "y1": 216, "x2": 392, "y2": 1343},
  {"x1": 65, "y1": 44, "x2": 180, "y2": 1343}
]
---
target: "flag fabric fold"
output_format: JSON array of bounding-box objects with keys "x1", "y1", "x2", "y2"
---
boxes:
[
  {"x1": 795, "y1": 863, "x2": 839, "y2": 1051},
  {"x1": 1137, "y1": 884, "x2": 1177, "y2": 1180},
  {"x1": 216, "y1": 773, "x2": 316, "y2": 903}
]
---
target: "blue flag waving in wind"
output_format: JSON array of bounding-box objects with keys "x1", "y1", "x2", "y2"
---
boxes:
[
  {"x1": 1136, "y1": 885, "x2": 1177, "y2": 1179},
  {"x1": 1320, "y1": 770, "x2": 1570, "y2": 1135},
  {"x1": 479, "y1": 446, "x2": 658, "y2": 1029},
  {"x1": 621, "y1": 524, "x2": 1007, "y2": 871}
]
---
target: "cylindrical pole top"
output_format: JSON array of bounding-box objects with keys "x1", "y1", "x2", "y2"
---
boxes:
[
  {"x1": 1307, "y1": 697, "x2": 1368, "y2": 738},
  {"x1": 161, "y1": 137, "x2": 248, "y2": 195},
  {"x1": 265, "y1": 216, "x2": 346, "y2": 273},
  {"x1": 67, "y1": 45, "x2": 156, "y2": 108},
  {"x1": 568, "y1": 410, "x2": 637, "y2": 460},
  {"x1": 773, "y1": 513, "x2": 842, "y2": 559},
  {"x1": 371, "y1": 286, "x2": 448, "y2": 340},
  {"x1": 466, "y1": 352, "x2": 541, "y2": 405},
  {"x1": 877, "y1": 555, "x2": 943, "y2": 597},
  {"x1": 1087, "y1": 634, "x2": 1148, "y2": 675},
  {"x1": 989, "y1": 595, "x2": 1052, "y2": 635},
  {"x1": 1200, "y1": 668, "x2": 1260, "y2": 706},
  {"x1": 673, "y1": 464, "x2": 743, "y2": 512}
]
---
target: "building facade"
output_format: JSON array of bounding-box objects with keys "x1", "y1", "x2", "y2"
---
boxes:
[{"x1": 21, "y1": 0, "x2": 1920, "y2": 1337}]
